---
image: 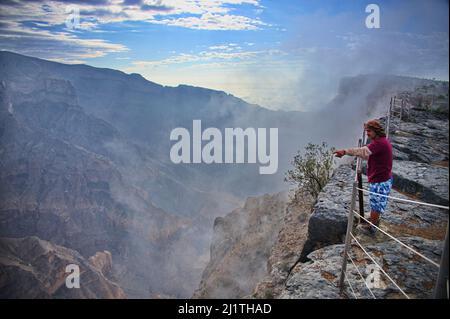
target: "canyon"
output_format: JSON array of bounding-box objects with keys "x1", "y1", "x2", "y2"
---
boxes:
[{"x1": 0, "y1": 50, "x2": 447, "y2": 298}]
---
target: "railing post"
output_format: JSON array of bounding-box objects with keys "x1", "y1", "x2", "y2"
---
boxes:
[
  {"x1": 339, "y1": 180, "x2": 358, "y2": 294},
  {"x1": 362, "y1": 124, "x2": 367, "y2": 145},
  {"x1": 433, "y1": 223, "x2": 449, "y2": 299},
  {"x1": 400, "y1": 98, "x2": 404, "y2": 122},
  {"x1": 357, "y1": 138, "x2": 364, "y2": 223},
  {"x1": 386, "y1": 97, "x2": 393, "y2": 138}
]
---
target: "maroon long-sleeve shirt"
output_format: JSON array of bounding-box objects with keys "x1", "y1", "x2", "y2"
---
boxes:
[
  {"x1": 345, "y1": 136, "x2": 393, "y2": 183},
  {"x1": 366, "y1": 137, "x2": 393, "y2": 183}
]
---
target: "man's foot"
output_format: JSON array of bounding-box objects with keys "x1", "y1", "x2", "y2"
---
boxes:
[
  {"x1": 357, "y1": 224, "x2": 375, "y2": 236},
  {"x1": 357, "y1": 219, "x2": 380, "y2": 236}
]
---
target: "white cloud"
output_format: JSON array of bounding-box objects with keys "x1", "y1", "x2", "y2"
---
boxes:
[
  {"x1": 0, "y1": 20, "x2": 128, "y2": 63},
  {"x1": 209, "y1": 45, "x2": 231, "y2": 50},
  {"x1": 0, "y1": 0, "x2": 267, "y2": 30},
  {"x1": 150, "y1": 12, "x2": 268, "y2": 30},
  {"x1": 209, "y1": 43, "x2": 242, "y2": 51},
  {"x1": 0, "y1": 0, "x2": 269, "y2": 62},
  {"x1": 126, "y1": 41, "x2": 286, "y2": 72},
  {"x1": 129, "y1": 49, "x2": 262, "y2": 68}
]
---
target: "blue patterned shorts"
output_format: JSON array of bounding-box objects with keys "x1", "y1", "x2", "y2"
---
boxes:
[{"x1": 369, "y1": 177, "x2": 393, "y2": 214}]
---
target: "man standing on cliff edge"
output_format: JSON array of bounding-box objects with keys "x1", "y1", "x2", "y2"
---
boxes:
[{"x1": 334, "y1": 119, "x2": 394, "y2": 235}]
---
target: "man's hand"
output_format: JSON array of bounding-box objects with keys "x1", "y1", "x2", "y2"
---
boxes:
[{"x1": 334, "y1": 149, "x2": 346, "y2": 158}]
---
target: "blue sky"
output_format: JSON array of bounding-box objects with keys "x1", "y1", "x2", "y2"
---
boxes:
[{"x1": 0, "y1": 0, "x2": 448, "y2": 110}]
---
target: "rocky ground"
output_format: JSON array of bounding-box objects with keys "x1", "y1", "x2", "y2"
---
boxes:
[{"x1": 279, "y1": 237, "x2": 442, "y2": 299}]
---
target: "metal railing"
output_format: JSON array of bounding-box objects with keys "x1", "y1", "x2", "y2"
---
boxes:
[
  {"x1": 391, "y1": 96, "x2": 410, "y2": 119},
  {"x1": 386, "y1": 95, "x2": 411, "y2": 137}
]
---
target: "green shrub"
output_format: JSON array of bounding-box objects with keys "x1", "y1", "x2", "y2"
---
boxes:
[{"x1": 285, "y1": 142, "x2": 335, "y2": 201}]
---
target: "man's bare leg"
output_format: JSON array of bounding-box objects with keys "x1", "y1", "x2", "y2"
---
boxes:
[{"x1": 370, "y1": 210, "x2": 380, "y2": 226}]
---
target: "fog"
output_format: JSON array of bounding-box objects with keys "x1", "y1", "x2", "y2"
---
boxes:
[{"x1": 227, "y1": 0, "x2": 449, "y2": 112}]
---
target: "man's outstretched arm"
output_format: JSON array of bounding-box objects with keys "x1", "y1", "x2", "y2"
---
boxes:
[{"x1": 334, "y1": 146, "x2": 372, "y2": 160}]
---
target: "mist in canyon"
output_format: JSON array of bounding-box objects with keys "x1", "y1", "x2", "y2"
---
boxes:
[{"x1": 0, "y1": 45, "x2": 448, "y2": 298}]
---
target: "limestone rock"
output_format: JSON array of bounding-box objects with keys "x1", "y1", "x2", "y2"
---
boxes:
[{"x1": 392, "y1": 161, "x2": 449, "y2": 206}]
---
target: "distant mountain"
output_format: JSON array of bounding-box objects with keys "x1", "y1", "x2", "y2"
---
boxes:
[
  {"x1": 1, "y1": 51, "x2": 443, "y2": 298},
  {"x1": 0, "y1": 236, "x2": 125, "y2": 299},
  {"x1": 0, "y1": 78, "x2": 189, "y2": 297},
  {"x1": 0, "y1": 51, "x2": 309, "y2": 207}
]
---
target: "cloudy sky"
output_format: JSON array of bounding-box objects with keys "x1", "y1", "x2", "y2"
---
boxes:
[{"x1": 0, "y1": 0, "x2": 448, "y2": 110}]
